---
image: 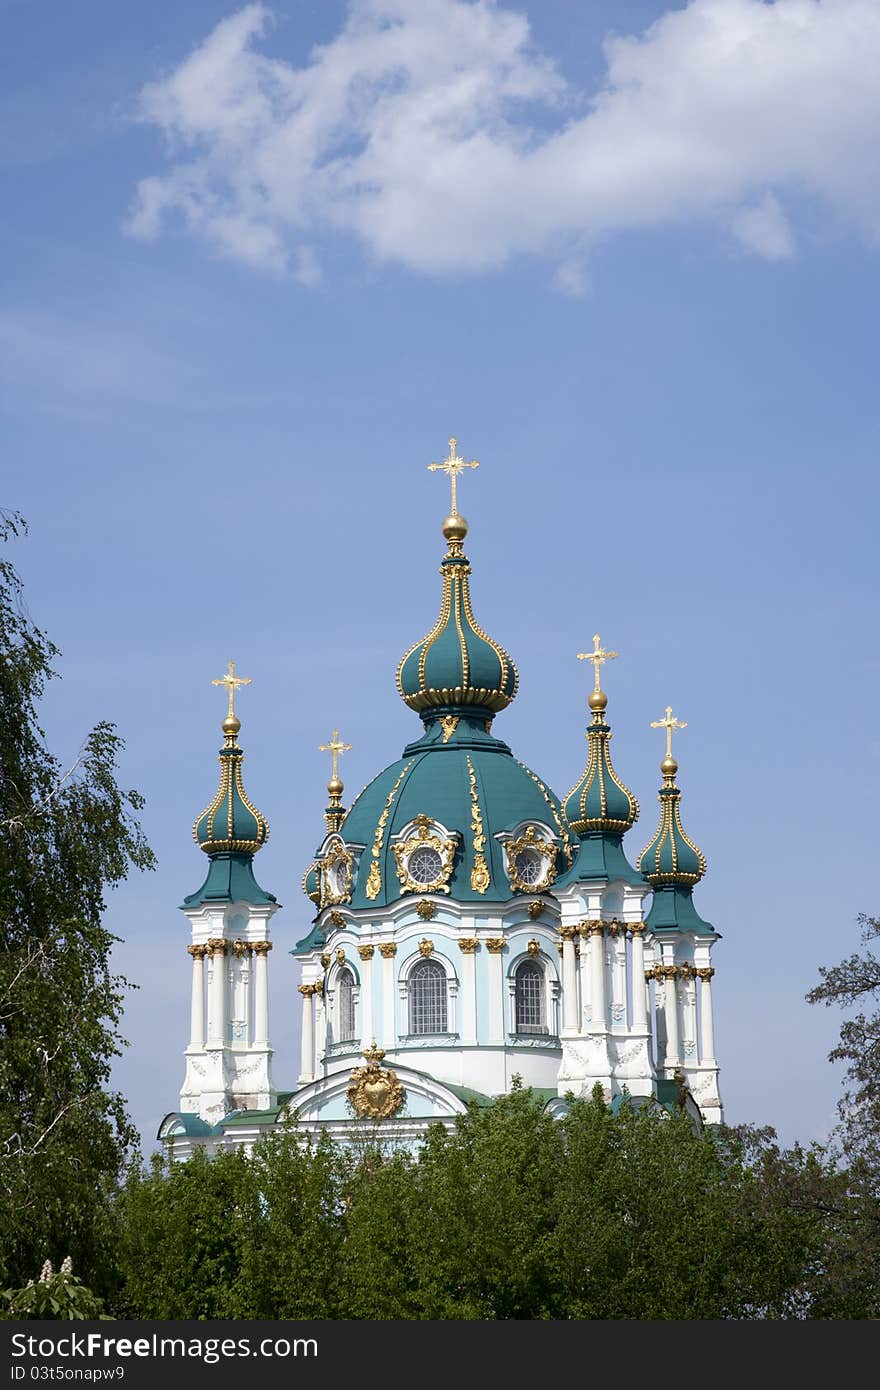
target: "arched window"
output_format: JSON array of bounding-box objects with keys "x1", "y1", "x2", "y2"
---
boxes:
[
  {"x1": 515, "y1": 960, "x2": 546, "y2": 1034},
  {"x1": 408, "y1": 960, "x2": 447, "y2": 1035},
  {"x1": 338, "y1": 967, "x2": 356, "y2": 1042}
]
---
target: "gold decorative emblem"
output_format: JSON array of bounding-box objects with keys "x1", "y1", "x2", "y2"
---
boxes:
[
  {"x1": 440, "y1": 715, "x2": 459, "y2": 744},
  {"x1": 320, "y1": 952, "x2": 331, "y2": 970},
  {"x1": 320, "y1": 839, "x2": 354, "y2": 908},
  {"x1": 527, "y1": 938, "x2": 541, "y2": 957},
  {"x1": 366, "y1": 763, "x2": 413, "y2": 900},
  {"x1": 466, "y1": 755, "x2": 490, "y2": 894},
  {"x1": 329, "y1": 909, "x2": 346, "y2": 929},
  {"x1": 393, "y1": 814, "x2": 458, "y2": 896},
  {"x1": 347, "y1": 1043, "x2": 405, "y2": 1122},
  {"x1": 418, "y1": 938, "x2": 434, "y2": 957},
  {"x1": 416, "y1": 899, "x2": 437, "y2": 920},
  {"x1": 503, "y1": 825, "x2": 557, "y2": 893},
  {"x1": 335, "y1": 948, "x2": 346, "y2": 965},
  {"x1": 527, "y1": 900, "x2": 544, "y2": 921}
]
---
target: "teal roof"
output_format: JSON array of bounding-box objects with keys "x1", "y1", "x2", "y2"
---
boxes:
[
  {"x1": 397, "y1": 546, "x2": 518, "y2": 716},
  {"x1": 645, "y1": 884, "x2": 715, "y2": 936},
  {"x1": 183, "y1": 851, "x2": 276, "y2": 909},
  {"x1": 556, "y1": 832, "x2": 644, "y2": 887},
  {"x1": 317, "y1": 712, "x2": 575, "y2": 908},
  {"x1": 557, "y1": 692, "x2": 642, "y2": 886}
]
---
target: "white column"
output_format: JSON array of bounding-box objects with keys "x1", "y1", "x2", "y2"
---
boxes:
[
  {"x1": 357, "y1": 945, "x2": 374, "y2": 1043},
  {"x1": 253, "y1": 941, "x2": 271, "y2": 1047},
  {"x1": 578, "y1": 931, "x2": 590, "y2": 1031},
  {"x1": 561, "y1": 928, "x2": 578, "y2": 1032},
  {"x1": 699, "y1": 966, "x2": 716, "y2": 1064},
  {"x1": 589, "y1": 923, "x2": 607, "y2": 1032},
  {"x1": 610, "y1": 923, "x2": 627, "y2": 1029},
  {"x1": 314, "y1": 980, "x2": 326, "y2": 1064},
  {"x1": 487, "y1": 939, "x2": 505, "y2": 1041},
  {"x1": 298, "y1": 984, "x2": 315, "y2": 1081},
  {"x1": 459, "y1": 940, "x2": 478, "y2": 1043},
  {"x1": 187, "y1": 945, "x2": 206, "y2": 1049},
  {"x1": 681, "y1": 966, "x2": 697, "y2": 1064},
  {"x1": 379, "y1": 943, "x2": 396, "y2": 1046},
  {"x1": 631, "y1": 927, "x2": 648, "y2": 1031},
  {"x1": 207, "y1": 939, "x2": 227, "y2": 1046},
  {"x1": 663, "y1": 967, "x2": 680, "y2": 1072}
]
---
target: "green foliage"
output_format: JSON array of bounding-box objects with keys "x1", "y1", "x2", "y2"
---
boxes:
[
  {"x1": 110, "y1": 1085, "x2": 877, "y2": 1319},
  {"x1": 0, "y1": 512, "x2": 155, "y2": 1293},
  {"x1": 0, "y1": 1258, "x2": 108, "y2": 1321}
]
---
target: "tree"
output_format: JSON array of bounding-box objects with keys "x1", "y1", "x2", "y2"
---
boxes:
[
  {"x1": 0, "y1": 512, "x2": 155, "y2": 1293},
  {"x1": 808, "y1": 912, "x2": 880, "y2": 1172}
]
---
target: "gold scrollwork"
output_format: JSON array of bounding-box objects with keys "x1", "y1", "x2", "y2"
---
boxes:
[
  {"x1": 366, "y1": 762, "x2": 414, "y2": 901},
  {"x1": 416, "y1": 900, "x2": 437, "y2": 920},
  {"x1": 465, "y1": 755, "x2": 490, "y2": 894},
  {"x1": 393, "y1": 814, "x2": 457, "y2": 896},
  {"x1": 347, "y1": 1044, "x2": 405, "y2": 1122},
  {"x1": 527, "y1": 939, "x2": 541, "y2": 957},
  {"x1": 378, "y1": 942, "x2": 397, "y2": 959},
  {"x1": 458, "y1": 938, "x2": 479, "y2": 953},
  {"x1": 329, "y1": 910, "x2": 346, "y2": 929},
  {"x1": 418, "y1": 938, "x2": 434, "y2": 957},
  {"x1": 335, "y1": 948, "x2": 346, "y2": 965},
  {"x1": 187, "y1": 944, "x2": 208, "y2": 960},
  {"x1": 559, "y1": 924, "x2": 578, "y2": 941},
  {"x1": 357, "y1": 944, "x2": 375, "y2": 961},
  {"x1": 503, "y1": 825, "x2": 558, "y2": 894},
  {"x1": 320, "y1": 952, "x2": 331, "y2": 971},
  {"x1": 527, "y1": 900, "x2": 544, "y2": 921},
  {"x1": 485, "y1": 937, "x2": 506, "y2": 954},
  {"x1": 696, "y1": 967, "x2": 715, "y2": 982},
  {"x1": 440, "y1": 715, "x2": 459, "y2": 743},
  {"x1": 252, "y1": 940, "x2": 272, "y2": 956},
  {"x1": 321, "y1": 840, "x2": 354, "y2": 908}
]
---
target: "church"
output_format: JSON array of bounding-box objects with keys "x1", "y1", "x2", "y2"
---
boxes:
[{"x1": 159, "y1": 439, "x2": 723, "y2": 1156}]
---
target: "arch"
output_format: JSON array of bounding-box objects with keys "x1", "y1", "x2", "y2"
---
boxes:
[
  {"x1": 514, "y1": 958, "x2": 547, "y2": 1035},
  {"x1": 408, "y1": 958, "x2": 448, "y2": 1035},
  {"x1": 337, "y1": 966, "x2": 356, "y2": 1042}
]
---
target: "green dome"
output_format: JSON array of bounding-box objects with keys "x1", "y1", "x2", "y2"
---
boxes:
[
  {"x1": 397, "y1": 548, "x2": 518, "y2": 717},
  {"x1": 319, "y1": 714, "x2": 575, "y2": 908},
  {"x1": 561, "y1": 708, "x2": 639, "y2": 836},
  {"x1": 193, "y1": 740, "x2": 270, "y2": 855},
  {"x1": 637, "y1": 763, "x2": 706, "y2": 887}
]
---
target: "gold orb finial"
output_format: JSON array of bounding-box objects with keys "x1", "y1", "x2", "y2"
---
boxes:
[
  {"x1": 222, "y1": 713, "x2": 241, "y2": 738},
  {"x1": 441, "y1": 512, "x2": 468, "y2": 545},
  {"x1": 661, "y1": 754, "x2": 678, "y2": 778},
  {"x1": 588, "y1": 689, "x2": 608, "y2": 713},
  {"x1": 327, "y1": 775, "x2": 344, "y2": 798}
]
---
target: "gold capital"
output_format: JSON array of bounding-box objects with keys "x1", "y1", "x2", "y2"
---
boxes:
[
  {"x1": 650, "y1": 705, "x2": 688, "y2": 760},
  {"x1": 576, "y1": 633, "x2": 618, "y2": 693},
  {"x1": 187, "y1": 944, "x2": 207, "y2": 960},
  {"x1": 427, "y1": 436, "x2": 479, "y2": 516},
  {"x1": 212, "y1": 660, "x2": 251, "y2": 721},
  {"x1": 357, "y1": 944, "x2": 375, "y2": 961},
  {"x1": 485, "y1": 937, "x2": 506, "y2": 954},
  {"x1": 378, "y1": 942, "x2": 397, "y2": 959},
  {"x1": 458, "y1": 937, "x2": 479, "y2": 953}
]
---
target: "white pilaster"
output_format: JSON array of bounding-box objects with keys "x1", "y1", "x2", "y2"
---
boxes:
[
  {"x1": 379, "y1": 943, "x2": 396, "y2": 1046},
  {"x1": 187, "y1": 944, "x2": 206, "y2": 1049},
  {"x1": 253, "y1": 941, "x2": 270, "y2": 1047},
  {"x1": 357, "y1": 945, "x2": 374, "y2": 1044},
  {"x1": 486, "y1": 939, "x2": 504, "y2": 1041},
  {"x1": 561, "y1": 928, "x2": 578, "y2": 1033},
  {"x1": 459, "y1": 939, "x2": 478, "y2": 1043},
  {"x1": 299, "y1": 984, "x2": 315, "y2": 1081}
]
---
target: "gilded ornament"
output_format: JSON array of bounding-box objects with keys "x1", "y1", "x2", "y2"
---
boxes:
[
  {"x1": 440, "y1": 715, "x2": 459, "y2": 743},
  {"x1": 252, "y1": 940, "x2": 272, "y2": 956},
  {"x1": 313, "y1": 978, "x2": 324, "y2": 996},
  {"x1": 465, "y1": 755, "x2": 491, "y2": 894},
  {"x1": 335, "y1": 948, "x2": 346, "y2": 965},
  {"x1": 207, "y1": 937, "x2": 227, "y2": 956},
  {"x1": 320, "y1": 953, "x2": 331, "y2": 971},
  {"x1": 416, "y1": 899, "x2": 437, "y2": 920},
  {"x1": 378, "y1": 942, "x2": 397, "y2": 959},
  {"x1": 418, "y1": 938, "x2": 435, "y2": 957},
  {"x1": 347, "y1": 1045, "x2": 405, "y2": 1122},
  {"x1": 320, "y1": 839, "x2": 354, "y2": 909},
  {"x1": 329, "y1": 909, "x2": 346, "y2": 929},
  {"x1": 503, "y1": 824, "x2": 557, "y2": 893},
  {"x1": 527, "y1": 900, "x2": 544, "y2": 921},
  {"x1": 298, "y1": 983, "x2": 315, "y2": 998},
  {"x1": 696, "y1": 967, "x2": 715, "y2": 981},
  {"x1": 187, "y1": 944, "x2": 208, "y2": 960},
  {"x1": 486, "y1": 937, "x2": 505, "y2": 954},
  {"x1": 527, "y1": 939, "x2": 541, "y2": 957},
  {"x1": 458, "y1": 938, "x2": 479, "y2": 953},
  {"x1": 392, "y1": 814, "x2": 457, "y2": 896},
  {"x1": 366, "y1": 762, "x2": 413, "y2": 900},
  {"x1": 357, "y1": 944, "x2": 375, "y2": 961},
  {"x1": 559, "y1": 925, "x2": 578, "y2": 941},
  {"x1": 516, "y1": 763, "x2": 574, "y2": 864},
  {"x1": 232, "y1": 940, "x2": 250, "y2": 957}
]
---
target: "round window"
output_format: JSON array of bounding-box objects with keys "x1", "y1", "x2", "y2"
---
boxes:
[
  {"x1": 514, "y1": 847, "x2": 546, "y2": 886},
  {"x1": 408, "y1": 845, "x2": 444, "y2": 885}
]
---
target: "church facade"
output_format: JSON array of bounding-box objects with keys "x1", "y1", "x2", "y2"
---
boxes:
[{"x1": 159, "y1": 440, "x2": 723, "y2": 1156}]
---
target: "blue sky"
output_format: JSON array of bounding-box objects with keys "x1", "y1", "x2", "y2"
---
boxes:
[{"x1": 3, "y1": 0, "x2": 879, "y2": 1150}]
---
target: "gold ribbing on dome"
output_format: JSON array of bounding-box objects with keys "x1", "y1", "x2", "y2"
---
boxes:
[
  {"x1": 319, "y1": 728, "x2": 351, "y2": 832},
  {"x1": 650, "y1": 705, "x2": 688, "y2": 779},
  {"x1": 212, "y1": 659, "x2": 251, "y2": 745},
  {"x1": 428, "y1": 436, "x2": 479, "y2": 556}
]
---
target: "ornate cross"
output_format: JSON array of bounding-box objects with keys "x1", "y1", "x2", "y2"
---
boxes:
[
  {"x1": 650, "y1": 705, "x2": 688, "y2": 760},
  {"x1": 318, "y1": 729, "x2": 352, "y2": 782},
  {"x1": 577, "y1": 633, "x2": 618, "y2": 692},
  {"x1": 211, "y1": 660, "x2": 251, "y2": 720},
  {"x1": 427, "y1": 437, "x2": 479, "y2": 515}
]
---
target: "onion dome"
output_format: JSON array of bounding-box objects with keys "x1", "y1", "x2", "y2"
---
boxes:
[
  {"x1": 637, "y1": 707, "x2": 714, "y2": 936},
  {"x1": 397, "y1": 438, "x2": 518, "y2": 719},
  {"x1": 183, "y1": 663, "x2": 275, "y2": 909},
  {"x1": 556, "y1": 636, "x2": 640, "y2": 884}
]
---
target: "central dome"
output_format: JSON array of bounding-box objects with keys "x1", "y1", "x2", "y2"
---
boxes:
[{"x1": 339, "y1": 715, "x2": 574, "y2": 908}]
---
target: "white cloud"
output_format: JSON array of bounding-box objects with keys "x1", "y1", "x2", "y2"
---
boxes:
[{"x1": 127, "y1": 0, "x2": 880, "y2": 279}]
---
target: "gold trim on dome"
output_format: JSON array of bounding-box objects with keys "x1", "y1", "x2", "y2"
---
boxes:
[
  {"x1": 392, "y1": 814, "x2": 457, "y2": 896},
  {"x1": 460, "y1": 568, "x2": 517, "y2": 701},
  {"x1": 562, "y1": 725, "x2": 639, "y2": 835},
  {"x1": 516, "y1": 762, "x2": 574, "y2": 863},
  {"x1": 365, "y1": 762, "x2": 414, "y2": 900},
  {"x1": 347, "y1": 1045, "x2": 405, "y2": 1122},
  {"x1": 193, "y1": 747, "x2": 269, "y2": 856},
  {"x1": 320, "y1": 840, "x2": 354, "y2": 908},
  {"x1": 503, "y1": 825, "x2": 557, "y2": 893},
  {"x1": 466, "y1": 755, "x2": 490, "y2": 894},
  {"x1": 440, "y1": 715, "x2": 459, "y2": 743}
]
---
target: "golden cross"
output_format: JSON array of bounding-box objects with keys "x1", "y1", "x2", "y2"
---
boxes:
[
  {"x1": 427, "y1": 437, "x2": 479, "y2": 515},
  {"x1": 318, "y1": 729, "x2": 352, "y2": 782},
  {"x1": 211, "y1": 660, "x2": 251, "y2": 720},
  {"x1": 576, "y1": 633, "x2": 618, "y2": 692},
  {"x1": 650, "y1": 705, "x2": 688, "y2": 760}
]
